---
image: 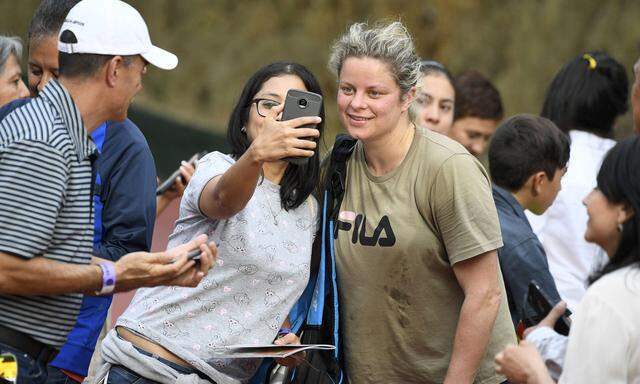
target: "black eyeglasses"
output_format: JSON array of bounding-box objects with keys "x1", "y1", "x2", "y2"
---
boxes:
[{"x1": 250, "y1": 98, "x2": 281, "y2": 117}]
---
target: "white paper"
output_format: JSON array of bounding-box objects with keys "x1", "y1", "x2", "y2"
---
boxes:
[{"x1": 211, "y1": 344, "x2": 335, "y2": 359}]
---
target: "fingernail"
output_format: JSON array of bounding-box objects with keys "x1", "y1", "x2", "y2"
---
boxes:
[{"x1": 181, "y1": 161, "x2": 188, "y2": 165}]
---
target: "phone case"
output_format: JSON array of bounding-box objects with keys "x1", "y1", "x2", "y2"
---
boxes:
[
  {"x1": 156, "y1": 151, "x2": 207, "y2": 195},
  {"x1": 524, "y1": 280, "x2": 572, "y2": 336},
  {"x1": 281, "y1": 89, "x2": 322, "y2": 165}
]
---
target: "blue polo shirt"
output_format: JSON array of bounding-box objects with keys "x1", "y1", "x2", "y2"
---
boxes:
[
  {"x1": 0, "y1": 99, "x2": 158, "y2": 376},
  {"x1": 493, "y1": 185, "x2": 563, "y2": 326}
]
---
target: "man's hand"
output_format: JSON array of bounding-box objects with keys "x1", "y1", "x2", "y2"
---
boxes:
[
  {"x1": 113, "y1": 234, "x2": 216, "y2": 292},
  {"x1": 274, "y1": 333, "x2": 305, "y2": 367},
  {"x1": 523, "y1": 301, "x2": 569, "y2": 339},
  {"x1": 495, "y1": 341, "x2": 554, "y2": 384}
]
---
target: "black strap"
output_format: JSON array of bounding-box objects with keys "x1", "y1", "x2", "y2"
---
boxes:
[
  {"x1": 285, "y1": 134, "x2": 356, "y2": 384},
  {"x1": 0, "y1": 325, "x2": 57, "y2": 363},
  {"x1": 324, "y1": 134, "x2": 355, "y2": 376},
  {"x1": 325, "y1": 134, "x2": 357, "y2": 227}
]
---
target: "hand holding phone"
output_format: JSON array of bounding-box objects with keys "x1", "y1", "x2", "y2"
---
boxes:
[
  {"x1": 169, "y1": 235, "x2": 209, "y2": 265},
  {"x1": 156, "y1": 151, "x2": 207, "y2": 196},
  {"x1": 116, "y1": 234, "x2": 216, "y2": 290},
  {"x1": 523, "y1": 281, "x2": 572, "y2": 336},
  {"x1": 186, "y1": 248, "x2": 202, "y2": 263},
  {"x1": 280, "y1": 89, "x2": 322, "y2": 165},
  {"x1": 248, "y1": 94, "x2": 321, "y2": 164}
]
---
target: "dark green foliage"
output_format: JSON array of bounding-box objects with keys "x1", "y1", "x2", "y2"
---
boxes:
[{"x1": 2, "y1": 0, "x2": 637, "y2": 147}]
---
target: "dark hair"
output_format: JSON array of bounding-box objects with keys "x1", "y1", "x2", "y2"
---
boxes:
[
  {"x1": 590, "y1": 135, "x2": 640, "y2": 283},
  {"x1": 28, "y1": 0, "x2": 81, "y2": 42},
  {"x1": 489, "y1": 114, "x2": 570, "y2": 191},
  {"x1": 420, "y1": 60, "x2": 454, "y2": 86},
  {"x1": 227, "y1": 62, "x2": 324, "y2": 211},
  {"x1": 453, "y1": 70, "x2": 503, "y2": 121},
  {"x1": 541, "y1": 52, "x2": 628, "y2": 136},
  {"x1": 58, "y1": 31, "x2": 134, "y2": 79}
]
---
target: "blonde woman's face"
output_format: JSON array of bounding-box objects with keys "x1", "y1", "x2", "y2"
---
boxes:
[
  {"x1": 336, "y1": 57, "x2": 413, "y2": 143},
  {"x1": 416, "y1": 73, "x2": 454, "y2": 135}
]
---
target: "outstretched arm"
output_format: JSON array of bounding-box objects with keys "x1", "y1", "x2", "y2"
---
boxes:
[
  {"x1": 199, "y1": 113, "x2": 320, "y2": 219},
  {"x1": 0, "y1": 234, "x2": 216, "y2": 295}
]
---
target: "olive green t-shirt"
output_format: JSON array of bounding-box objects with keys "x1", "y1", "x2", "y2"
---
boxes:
[{"x1": 335, "y1": 129, "x2": 515, "y2": 384}]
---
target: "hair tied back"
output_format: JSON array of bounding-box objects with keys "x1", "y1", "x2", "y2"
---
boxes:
[{"x1": 583, "y1": 53, "x2": 597, "y2": 70}]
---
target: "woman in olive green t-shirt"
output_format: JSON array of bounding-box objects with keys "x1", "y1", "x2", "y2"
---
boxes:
[{"x1": 326, "y1": 21, "x2": 516, "y2": 384}]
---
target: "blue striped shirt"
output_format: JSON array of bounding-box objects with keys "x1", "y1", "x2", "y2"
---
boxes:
[{"x1": 0, "y1": 80, "x2": 96, "y2": 347}]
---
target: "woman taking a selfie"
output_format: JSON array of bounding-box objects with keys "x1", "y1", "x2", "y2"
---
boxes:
[
  {"x1": 495, "y1": 135, "x2": 640, "y2": 384},
  {"x1": 97, "y1": 62, "x2": 324, "y2": 384},
  {"x1": 327, "y1": 21, "x2": 515, "y2": 383}
]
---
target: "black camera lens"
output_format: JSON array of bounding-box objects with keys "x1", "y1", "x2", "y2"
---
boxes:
[{"x1": 298, "y1": 98, "x2": 308, "y2": 108}]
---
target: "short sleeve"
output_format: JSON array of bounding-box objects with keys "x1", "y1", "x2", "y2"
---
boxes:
[
  {"x1": 0, "y1": 141, "x2": 68, "y2": 258},
  {"x1": 430, "y1": 154, "x2": 503, "y2": 265},
  {"x1": 182, "y1": 151, "x2": 234, "y2": 215}
]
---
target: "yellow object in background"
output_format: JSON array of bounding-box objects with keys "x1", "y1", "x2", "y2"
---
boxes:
[{"x1": 0, "y1": 353, "x2": 17, "y2": 383}]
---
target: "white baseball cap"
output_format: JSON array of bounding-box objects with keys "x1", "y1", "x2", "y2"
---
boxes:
[{"x1": 58, "y1": 0, "x2": 178, "y2": 70}]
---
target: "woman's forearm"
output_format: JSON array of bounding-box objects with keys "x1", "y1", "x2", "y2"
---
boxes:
[
  {"x1": 444, "y1": 288, "x2": 502, "y2": 384},
  {"x1": 199, "y1": 149, "x2": 263, "y2": 219}
]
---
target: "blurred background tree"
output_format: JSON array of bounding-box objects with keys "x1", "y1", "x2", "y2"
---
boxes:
[{"x1": 1, "y1": 0, "x2": 638, "y2": 174}]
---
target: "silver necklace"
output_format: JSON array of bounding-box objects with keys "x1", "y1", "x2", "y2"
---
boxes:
[{"x1": 263, "y1": 186, "x2": 282, "y2": 226}]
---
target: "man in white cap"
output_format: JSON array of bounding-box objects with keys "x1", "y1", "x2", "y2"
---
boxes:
[{"x1": 0, "y1": 1, "x2": 215, "y2": 383}]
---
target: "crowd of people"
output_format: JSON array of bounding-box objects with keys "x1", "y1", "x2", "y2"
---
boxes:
[{"x1": 0, "y1": 1, "x2": 638, "y2": 384}]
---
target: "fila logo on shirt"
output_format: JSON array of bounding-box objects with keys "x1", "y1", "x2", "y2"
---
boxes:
[{"x1": 335, "y1": 210, "x2": 396, "y2": 247}]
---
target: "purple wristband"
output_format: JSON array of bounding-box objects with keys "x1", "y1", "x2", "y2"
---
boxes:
[
  {"x1": 278, "y1": 327, "x2": 292, "y2": 337},
  {"x1": 96, "y1": 262, "x2": 116, "y2": 295}
]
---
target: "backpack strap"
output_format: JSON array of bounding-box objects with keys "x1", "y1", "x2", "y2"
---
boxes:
[
  {"x1": 306, "y1": 134, "x2": 356, "y2": 325},
  {"x1": 326, "y1": 134, "x2": 357, "y2": 226}
]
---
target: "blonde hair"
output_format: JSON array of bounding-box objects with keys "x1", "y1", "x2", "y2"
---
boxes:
[{"x1": 328, "y1": 21, "x2": 421, "y2": 95}]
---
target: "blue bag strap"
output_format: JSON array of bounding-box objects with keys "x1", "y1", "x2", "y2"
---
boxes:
[
  {"x1": 307, "y1": 190, "x2": 329, "y2": 326},
  {"x1": 328, "y1": 219, "x2": 340, "y2": 359}
]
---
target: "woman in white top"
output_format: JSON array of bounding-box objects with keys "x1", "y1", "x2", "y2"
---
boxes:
[
  {"x1": 526, "y1": 52, "x2": 629, "y2": 312},
  {"x1": 495, "y1": 135, "x2": 640, "y2": 384}
]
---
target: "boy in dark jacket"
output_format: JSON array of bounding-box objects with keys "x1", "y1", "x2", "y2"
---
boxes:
[{"x1": 488, "y1": 114, "x2": 570, "y2": 326}]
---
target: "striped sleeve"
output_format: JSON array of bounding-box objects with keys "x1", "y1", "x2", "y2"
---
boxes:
[{"x1": 0, "y1": 140, "x2": 69, "y2": 259}]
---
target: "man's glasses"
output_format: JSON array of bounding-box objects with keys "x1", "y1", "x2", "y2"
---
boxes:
[{"x1": 251, "y1": 98, "x2": 281, "y2": 117}]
